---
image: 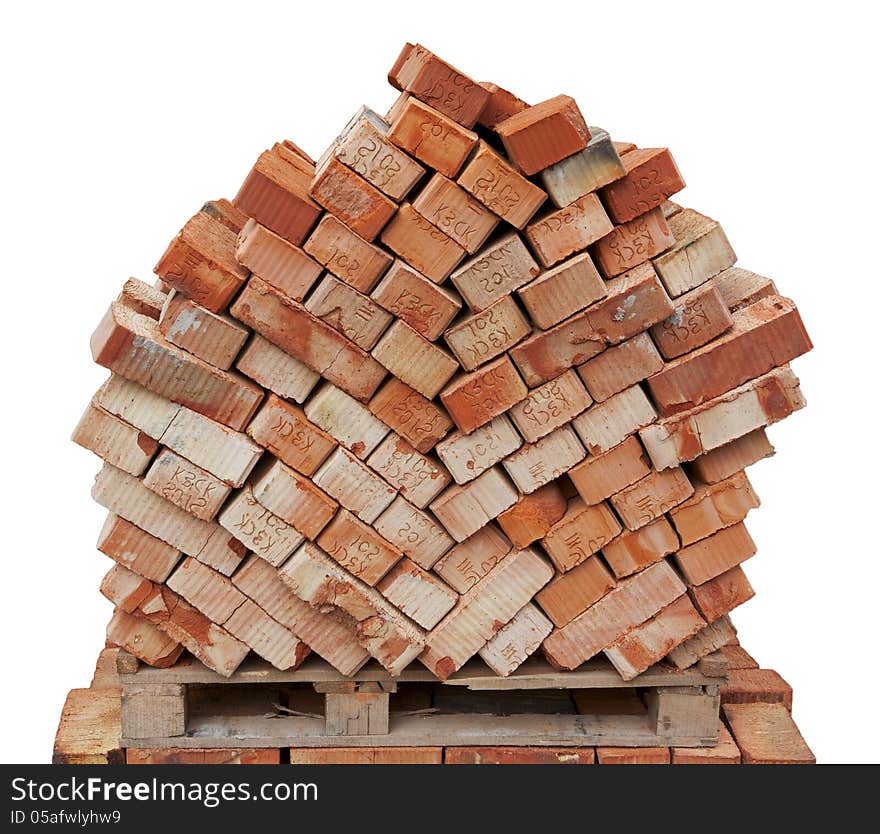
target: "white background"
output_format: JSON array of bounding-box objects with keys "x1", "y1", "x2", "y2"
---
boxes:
[{"x1": 1, "y1": 0, "x2": 877, "y2": 764}]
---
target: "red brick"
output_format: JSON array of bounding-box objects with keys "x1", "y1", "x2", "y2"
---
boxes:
[
  {"x1": 597, "y1": 747, "x2": 671, "y2": 764},
  {"x1": 476, "y1": 82, "x2": 529, "y2": 129},
  {"x1": 669, "y1": 471, "x2": 760, "y2": 545},
  {"x1": 440, "y1": 355, "x2": 528, "y2": 434},
  {"x1": 380, "y1": 202, "x2": 466, "y2": 283},
  {"x1": 412, "y1": 173, "x2": 499, "y2": 254},
  {"x1": 388, "y1": 43, "x2": 490, "y2": 128},
  {"x1": 126, "y1": 749, "x2": 280, "y2": 764},
  {"x1": 310, "y1": 155, "x2": 396, "y2": 242},
  {"x1": 541, "y1": 498, "x2": 621, "y2": 573},
  {"x1": 200, "y1": 198, "x2": 249, "y2": 234},
  {"x1": 508, "y1": 369, "x2": 592, "y2": 443},
  {"x1": 650, "y1": 280, "x2": 734, "y2": 360},
  {"x1": 599, "y1": 147, "x2": 685, "y2": 223},
  {"x1": 154, "y1": 210, "x2": 248, "y2": 312},
  {"x1": 524, "y1": 193, "x2": 613, "y2": 268},
  {"x1": 610, "y1": 467, "x2": 693, "y2": 531},
  {"x1": 671, "y1": 722, "x2": 741, "y2": 764},
  {"x1": 457, "y1": 141, "x2": 547, "y2": 228},
  {"x1": 517, "y1": 251, "x2": 606, "y2": 329},
  {"x1": 591, "y1": 207, "x2": 675, "y2": 278},
  {"x1": 290, "y1": 747, "x2": 442, "y2": 764},
  {"x1": 576, "y1": 331, "x2": 663, "y2": 402},
  {"x1": 689, "y1": 565, "x2": 755, "y2": 622},
  {"x1": 90, "y1": 302, "x2": 263, "y2": 431},
  {"x1": 646, "y1": 295, "x2": 812, "y2": 416},
  {"x1": 536, "y1": 555, "x2": 616, "y2": 627},
  {"x1": 236, "y1": 218, "x2": 322, "y2": 301},
  {"x1": 230, "y1": 276, "x2": 386, "y2": 402},
  {"x1": 723, "y1": 703, "x2": 814, "y2": 764},
  {"x1": 317, "y1": 508, "x2": 403, "y2": 586},
  {"x1": 687, "y1": 429, "x2": 775, "y2": 485},
  {"x1": 303, "y1": 213, "x2": 392, "y2": 293},
  {"x1": 600, "y1": 517, "x2": 679, "y2": 579},
  {"x1": 233, "y1": 149, "x2": 321, "y2": 246},
  {"x1": 497, "y1": 482, "x2": 568, "y2": 549},
  {"x1": 568, "y1": 435, "x2": 651, "y2": 505},
  {"x1": 496, "y1": 95, "x2": 591, "y2": 175},
  {"x1": 386, "y1": 95, "x2": 478, "y2": 177},
  {"x1": 368, "y1": 377, "x2": 453, "y2": 453},
  {"x1": 446, "y1": 747, "x2": 594, "y2": 764},
  {"x1": 722, "y1": 668, "x2": 794, "y2": 711},
  {"x1": 443, "y1": 295, "x2": 531, "y2": 371}
]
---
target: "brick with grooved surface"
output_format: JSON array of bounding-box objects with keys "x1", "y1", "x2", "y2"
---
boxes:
[
  {"x1": 577, "y1": 332, "x2": 663, "y2": 402},
  {"x1": 650, "y1": 280, "x2": 733, "y2": 360},
  {"x1": 380, "y1": 203, "x2": 466, "y2": 283},
  {"x1": 376, "y1": 558, "x2": 457, "y2": 630},
  {"x1": 536, "y1": 555, "x2": 616, "y2": 627},
  {"x1": 441, "y1": 355, "x2": 528, "y2": 434},
  {"x1": 525, "y1": 193, "x2": 612, "y2": 268},
  {"x1": 723, "y1": 703, "x2": 814, "y2": 764},
  {"x1": 540, "y1": 127, "x2": 625, "y2": 208},
  {"x1": 444, "y1": 296, "x2": 531, "y2": 371},
  {"x1": 541, "y1": 498, "x2": 621, "y2": 573},
  {"x1": 235, "y1": 335, "x2": 319, "y2": 403},
  {"x1": 250, "y1": 458, "x2": 338, "y2": 539},
  {"x1": 497, "y1": 482, "x2": 567, "y2": 549},
  {"x1": 436, "y1": 415, "x2": 522, "y2": 484},
  {"x1": 159, "y1": 292, "x2": 249, "y2": 370},
  {"x1": 688, "y1": 429, "x2": 774, "y2": 485},
  {"x1": 303, "y1": 214, "x2": 392, "y2": 294},
  {"x1": 610, "y1": 466, "x2": 693, "y2": 531},
  {"x1": 674, "y1": 522, "x2": 757, "y2": 586},
  {"x1": 503, "y1": 425, "x2": 586, "y2": 494},
  {"x1": 304, "y1": 382, "x2": 389, "y2": 460},
  {"x1": 599, "y1": 147, "x2": 685, "y2": 223},
  {"x1": 430, "y1": 467, "x2": 518, "y2": 542},
  {"x1": 312, "y1": 448, "x2": 397, "y2": 524},
  {"x1": 601, "y1": 518, "x2": 679, "y2": 579},
  {"x1": 518, "y1": 251, "x2": 606, "y2": 329},
  {"x1": 373, "y1": 496, "x2": 454, "y2": 569},
  {"x1": 689, "y1": 565, "x2": 755, "y2": 622},
  {"x1": 572, "y1": 385, "x2": 657, "y2": 455},
  {"x1": 591, "y1": 207, "x2": 674, "y2": 279},
  {"x1": 368, "y1": 378, "x2": 452, "y2": 453},
  {"x1": 372, "y1": 320, "x2": 459, "y2": 400},
  {"x1": 72, "y1": 402, "x2": 158, "y2": 476},
  {"x1": 670, "y1": 471, "x2": 759, "y2": 545},
  {"x1": 366, "y1": 433, "x2": 450, "y2": 509},
  {"x1": 569, "y1": 435, "x2": 652, "y2": 505},
  {"x1": 432, "y1": 525, "x2": 512, "y2": 593}
]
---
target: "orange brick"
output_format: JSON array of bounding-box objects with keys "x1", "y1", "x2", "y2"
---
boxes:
[
  {"x1": 368, "y1": 377, "x2": 453, "y2": 453},
  {"x1": 251, "y1": 458, "x2": 338, "y2": 539},
  {"x1": 446, "y1": 747, "x2": 594, "y2": 764},
  {"x1": 476, "y1": 82, "x2": 529, "y2": 129},
  {"x1": 304, "y1": 274, "x2": 393, "y2": 351},
  {"x1": 376, "y1": 557, "x2": 457, "y2": 630},
  {"x1": 325, "y1": 106, "x2": 425, "y2": 201},
  {"x1": 235, "y1": 218, "x2": 322, "y2": 301},
  {"x1": 233, "y1": 149, "x2": 321, "y2": 246},
  {"x1": 542, "y1": 560, "x2": 686, "y2": 670},
  {"x1": 457, "y1": 141, "x2": 547, "y2": 228},
  {"x1": 371, "y1": 260, "x2": 461, "y2": 340},
  {"x1": 646, "y1": 295, "x2": 812, "y2": 416},
  {"x1": 721, "y1": 644, "x2": 759, "y2": 669},
  {"x1": 127, "y1": 749, "x2": 280, "y2": 765},
  {"x1": 317, "y1": 508, "x2": 403, "y2": 585},
  {"x1": 599, "y1": 147, "x2": 686, "y2": 223},
  {"x1": 388, "y1": 43, "x2": 490, "y2": 128},
  {"x1": 508, "y1": 369, "x2": 592, "y2": 443},
  {"x1": 591, "y1": 207, "x2": 675, "y2": 278},
  {"x1": 380, "y1": 202, "x2": 466, "y2": 282},
  {"x1": 366, "y1": 432, "x2": 452, "y2": 509},
  {"x1": 650, "y1": 280, "x2": 733, "y2": 360},
  {"x1": 497, "y1": 482, "x2": 568, "y2": 549},
  {"x1": 518, "y1": 252, "x2": 607, "y2": 329},
  {"x1": 90, "y1": 302, "x2": 263, "y2": 431},
  {"x1": 576, "y1": 332, "x2": 663, "y2": 402},
  {"x1": 440, "y1": 355, "x2": 528, "y2": 434},
  {"x1": 496, "y1": 95, "x2": 591, "y2": 175},
  {"x1": 669, "y1": 471, "x2": 759, "y2": 546},
  {"x1": 443, "y1": 295, "x2": 531, "y2": 371},
  {"x1": 230, "y1": 276, "x2": 386, "y2": 402},
  {"x1": 412, "y1": 173, "x2": 499, "y2": 254},
  {"x1": 525, "y1": 193, "x2": 613, "y2": 268},
  {"x1": 613, "y1": 141, "x2": 637, "y2": 155},
  {"x1": 246, "y1": 394, "x2": 336, "y2": 476},
  {"x1": 217, "y1": 489, "x2": 304, "y2": 567},
  {"x1": 154, "y1": 210, "x2": 249, "y2": 312},
  {"x1": 290, "y1": 747, "x2": 442, "y2": 764},
  {"x1": 597, "y1": 747, "x2": 671, "y2": 764},
  {"x1": 536, "y1": 555, "x2": 616, "y2": 627},
  {"x1": 97, "y1": 514, "x2": 181, "y2": 584},
  {"x1": 106, "y1": 608, "x2": 183, "y2": 668},
  {"x1": 722, "y1": 668, "x2": 793, "y2": 711},
  {"x1": 601, "y1": 518, "x2": 679, "y2": 579},
  {"x1": 675, "y1": 522, "x2": 757, "y2": 586},
  {"x1": 310, "y1": 155, "x2": 396, "y2": 242},
  {"x1": 235, "y1": 334, "x2": 319, "y2": 403},
  {"x1": 200, "y1": 198, "x2": 249, "y2": 234},
  {"x1": 374, "y1": 496, "x2": 455, "y2": 570},
  {"x1": 687, "y1": 429, "x2": 775, "y2": 485},
  {"x1": 569, "y1": 435, "x2": 652, "y2": 505},
  {"x1": 432, "y1": 524, "x2": 512, "y2": 592},
  {"x1": 508, "y1": 319, "x2": 604, "y2": 389},
  {"x1": 304, "y1": 380, "x2": 391, "y2": 459},
  {"x1": 540, "y1": 127, "x2": 626, "y2": 208},
  {"x1": 610, "y1": 467, "x2": 693, "y2": 531},
  {"x1": 143, "y1": 449, "x2": 231, "y2": 521},
  {"x1": 372, "y1": 320, "x2": 459, "y2": 399},
  {"x1": 541, "y1": 498, "x2": 621, "y2": 572},
  {"x1": 158, "y1": 292, "x2": 249, "y2": 371},
  {"x1": 672, "y1": 722, "x2": 741, "y2": 764},
  {"x1": 723, "y1": 703, "x2": 814, "y2": 764},
  {"x1": 303, "y1": 213, "x2": 392, "y2": 293},
  {"x1": 386, "y1": 94, "x2": 478, "y2": 177},
  {"x1": 450, "y1": 232, "x2": 540, "y2": 312},
  {"x1": 689, "y1": 565, "x2": 755, "y2": 622},
  {"x1": 604, "y1": 595, "x2": 705, "y2": 680}
]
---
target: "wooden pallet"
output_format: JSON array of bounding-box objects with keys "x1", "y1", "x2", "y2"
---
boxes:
[{"x1": 117, "y1": 649, "x2": 727, "y2": 749}]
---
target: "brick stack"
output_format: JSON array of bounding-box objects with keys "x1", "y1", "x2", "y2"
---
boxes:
[{"x1": 73, "y1": 42, "x2": 811, "y2": 685}]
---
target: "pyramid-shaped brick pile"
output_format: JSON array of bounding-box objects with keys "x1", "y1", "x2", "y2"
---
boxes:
[{"x1": 73, "y1": 43, "x2": 812, "y2": 683}]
